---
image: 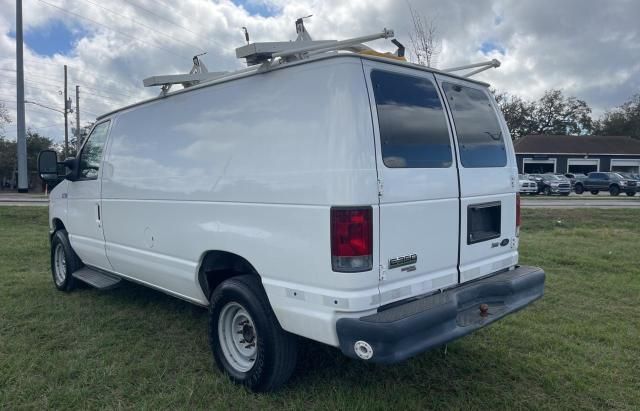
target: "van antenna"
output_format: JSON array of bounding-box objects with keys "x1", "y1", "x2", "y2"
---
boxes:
[
  {"x1": 295, "y1": 15, "x2": 313, "y2": 41},
  {"x1": 241, "y1": 27, "x2": 250, "y2": 44}
]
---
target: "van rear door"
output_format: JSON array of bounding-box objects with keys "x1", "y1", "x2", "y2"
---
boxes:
[
  {"x1": 363, "y1": 62, "x2": 460, "y2": 306},
  {"x1": 436, "y1": 75, "x2": 518, "y2": 283}
]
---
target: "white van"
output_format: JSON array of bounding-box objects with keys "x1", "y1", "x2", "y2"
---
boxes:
[{"x1": 38, "y1": 27, "x2": 544, "y2": 392}]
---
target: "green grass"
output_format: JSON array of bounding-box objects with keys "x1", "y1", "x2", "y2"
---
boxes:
[{"x1": 1, "y1": 207, "x2": 639, "y2": 410}]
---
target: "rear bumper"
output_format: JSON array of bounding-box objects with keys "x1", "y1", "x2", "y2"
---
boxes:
[{"x1": 336, "y1": 265, "x2": 545, "y2": 364}]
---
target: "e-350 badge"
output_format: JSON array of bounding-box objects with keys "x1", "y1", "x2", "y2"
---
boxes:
[{"x1": 389, "y1": 254, "x2": 417, "y2": 269}]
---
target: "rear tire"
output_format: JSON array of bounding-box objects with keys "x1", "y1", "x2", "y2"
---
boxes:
[
  {"x1": 609, "y1": 185, "x2": 620, "y2": 196},
  {"x1": 50, "y1": 229, "x2": 82, "y2": 292},
  {"x1": 574, "y1": 184, "x2": 584, "y2": 194},
  {"x1": 626, "y1": 191, "x2": 636, "y2": 197},
  {"x1": 208, "y1": 275, "x2": 297, "y2": 392},
  {"x1": 590, "y1": 190, "x2": 599, "y2": 195}
]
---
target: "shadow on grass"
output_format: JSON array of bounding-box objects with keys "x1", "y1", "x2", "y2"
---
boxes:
[{"x1": 76, "y1": 277, "x2": 537, "y2": 406}]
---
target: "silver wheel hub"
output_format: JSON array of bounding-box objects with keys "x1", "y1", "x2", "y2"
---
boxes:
[
  {"x1": 218, "y1": 302, "x2": 257, "y2": 372},
  {"x1": 53, "y1": 243, "x2": 67, "y2": 286}
]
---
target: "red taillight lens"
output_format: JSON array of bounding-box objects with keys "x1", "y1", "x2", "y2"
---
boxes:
[
  {"x1": 331, "y1": 207, "x2": 373, "y2": 272},
  {"x1": 516, "y1": 193, "x2": 521, "y2": 236}
]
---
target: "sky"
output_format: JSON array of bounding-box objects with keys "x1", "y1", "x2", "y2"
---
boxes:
[{"x1": 0, "y1": 0, "x2": 639, "y2": 144}]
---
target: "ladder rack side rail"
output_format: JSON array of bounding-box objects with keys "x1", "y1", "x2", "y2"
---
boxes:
[
  {"x1": 442, "y1": 59, "x2": 500, "y2": 73},
  {"x1": 272, "y1": 29, "x2": 394, "y2": 59}
]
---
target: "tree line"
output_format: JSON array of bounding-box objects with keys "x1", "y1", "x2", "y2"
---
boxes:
[
  {"x1": 0, "y1": 103, "x2": 91, "y2": 190},
  {"x1": 494, "y1": 90, "x2": 640, "y2": 140}
]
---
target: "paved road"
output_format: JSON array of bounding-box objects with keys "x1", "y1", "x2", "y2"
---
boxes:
[
  {"x1": 522, "y1": 199, "x2": 640, "y2": 208},
  {"x1": 0, "y1": 193, "x2": 48, "y2": 206}
]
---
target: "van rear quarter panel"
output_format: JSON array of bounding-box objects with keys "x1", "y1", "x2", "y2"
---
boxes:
[{"x1": 100, "y1": 58, "x2": 379, "y2": 345}]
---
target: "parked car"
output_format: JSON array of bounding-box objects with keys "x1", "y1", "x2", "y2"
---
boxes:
[
  {"x1": 573, "y1": 172, "x2": 638, "y2": 196},
  {"x1": 564, "y1": 173, "x2": 587, "y2": 187},
  {"x1": 518, "y1": 174, "x2": 538, "y2": 195},
  {"x1": 528, "y1": 173, "x2": 571, "y2": 196},
  {"x1": 36, "y1": 31, "x2": 545, "y2": 392},
  {"x1": 618, "y1": 172, "x2": 640, "y2": 182}
]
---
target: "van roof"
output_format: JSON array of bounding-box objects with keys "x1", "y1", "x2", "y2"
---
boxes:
[{"x1": 97, "y1": 53, "x2": 491, "y2": 121}]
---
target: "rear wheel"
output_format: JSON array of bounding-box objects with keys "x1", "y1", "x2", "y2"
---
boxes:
[
  {"x1": 208, "y1": 275, "x2": 297, "y2": 392},
  {"x1": 50, "y1": 229, "x2": 82, "y2": 291},
  {"x1": 590, "y1": 190, "x2": 599, "y2": 195},
  {"x1": 609, "y1": 185, "x2": 620, "y2": 196},
  {"x1": 626, "y1": 191, "x2": 636, "y2": 197},
  {"x1": 574, "y1": 184, "x2": 584, "y2": 194}
]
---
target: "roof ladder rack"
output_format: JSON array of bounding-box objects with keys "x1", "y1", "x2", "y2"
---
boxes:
[{"x1": 442, "y1": 59, "x2": 501, "y2": 78}]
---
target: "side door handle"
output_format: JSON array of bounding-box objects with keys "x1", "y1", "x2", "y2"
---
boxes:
[{"x1": 96, "y1": 203, "x2": 102, "y2": 228}]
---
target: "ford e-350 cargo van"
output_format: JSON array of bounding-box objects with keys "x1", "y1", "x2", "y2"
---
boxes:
[{"x1": 38, "y1": 29, "x2": 544, "y2": 391}]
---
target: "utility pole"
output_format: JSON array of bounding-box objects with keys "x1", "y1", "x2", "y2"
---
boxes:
[
  {"x1": 15, "y1": 0, "x2": 28, "y2": 193},
  {"x1": 63, "y1": 64, "x2": 68, "y2": 158},
  {"x1": 75, "y1": 85, "x2": 80, "y2": 150}
]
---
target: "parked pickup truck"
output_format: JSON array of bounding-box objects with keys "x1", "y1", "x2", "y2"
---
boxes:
[
  {"x1": 574, "y1": 172, "x2": 638, "y2": 196},
  {"x1": 518, "y1": 174, "x2": 538, "y2": 195},
  {"x1": 528, "y1": 174, "x2": 571, "y2": 196}
]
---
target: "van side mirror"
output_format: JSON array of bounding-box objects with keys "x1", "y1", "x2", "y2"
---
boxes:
[
  {"x1": 37, "y1": 150, "x2": 60, "y2": 182},
  {"x1": 38, "y1": 151, "x2": 79, "y2": 182}
]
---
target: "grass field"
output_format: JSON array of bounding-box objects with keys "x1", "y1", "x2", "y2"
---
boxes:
[{"x1": 1, "y1": 207, "x2": 639, "y2": 410}]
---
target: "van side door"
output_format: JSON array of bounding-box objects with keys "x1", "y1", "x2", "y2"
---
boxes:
[
  {"x1": 65, "y1": 120, "x2": 112, "y2": 271},
  {"x1": 363, "y1": 62, "x2": 460, "y2": 306},
  {"x1": 435, "y1": 75, "x2": 518, "y2": 284}
]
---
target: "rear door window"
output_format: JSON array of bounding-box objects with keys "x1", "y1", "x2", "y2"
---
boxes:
[
  {"x1": 371, "y1": 70, "x2": 453, "y2": 168},
  {"x1": 442, "y1": 83, "x2": 507, "y2": 168}
]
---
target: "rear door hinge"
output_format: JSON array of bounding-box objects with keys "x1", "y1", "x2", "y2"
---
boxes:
[{"x1": 377, "y1": 179, "x2": 384, "y2": 197}]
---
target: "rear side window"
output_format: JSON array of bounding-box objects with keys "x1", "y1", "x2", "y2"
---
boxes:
[
  {"x1": 442, "y1": 83, "x2": 507, "y2": 168},
  {"x1": 371, "y1": 70, "x2": 452, "y2": 168}
]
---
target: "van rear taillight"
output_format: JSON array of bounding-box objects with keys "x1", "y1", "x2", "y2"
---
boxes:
[
  {"x1": 331, "y1": 207, "x2": 373, "y2": 272},
  {"x1": 516, "y1": 193, "x2": 521, "y2": 236}
]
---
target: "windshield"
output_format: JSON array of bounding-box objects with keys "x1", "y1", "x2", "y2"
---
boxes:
[{"x1": 547, "y1": 175, "x2": 565, "y2": 181}]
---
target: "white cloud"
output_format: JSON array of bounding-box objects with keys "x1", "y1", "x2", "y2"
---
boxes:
[{"x1": 0, "y1": 0, "x2": 638, "y2": 143}]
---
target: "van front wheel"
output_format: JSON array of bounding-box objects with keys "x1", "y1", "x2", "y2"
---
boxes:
[
  {"x1": 50, "y1": 229, "x2": 82, "y2": 292},
  {"x1": 208, "y1": 275, "x2": 297, "y2": 392}
]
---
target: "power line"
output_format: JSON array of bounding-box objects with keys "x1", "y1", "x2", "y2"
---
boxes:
[
  {"x1": 36, "y1": 0, "x2": 191, "y2": 60},
  {"x1": 0, "y1": 73, "x2": 61, "y2": 89},
  {"x1": 2, "y1": 80, "x2": 129, "y2": 106},
  {"x1": 1, "y1": 80, "x2": 61, "y2": 94},
  {"x1": 120, "y1": 0, "x2": 210, "y2": 43},
  {"x1": 77, "y1": 0, "x2": 204, "y2": 53},
  {"x1": 3, "y1": 123, "x2": 62, "y2": 134},
  {"x1": 1, "y1": 69, "x2": 139, "y2": 99},
  {"x1": 0, "y1": 68, "x2": 61, "y2": 83},
  {"x1": 1, "y1": 68, "x2": 139, "y2": 99}
]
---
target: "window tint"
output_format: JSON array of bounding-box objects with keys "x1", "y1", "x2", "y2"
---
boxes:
[
  {"x1": 79, "y1": 121, "x2": 110, "y2": 179},
  {"x1": 371, "y1": 70, "x2": 452, "y2": 168},
  {"x1": 442, "y1": 83, "x2": 507, "y2": 168}
]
